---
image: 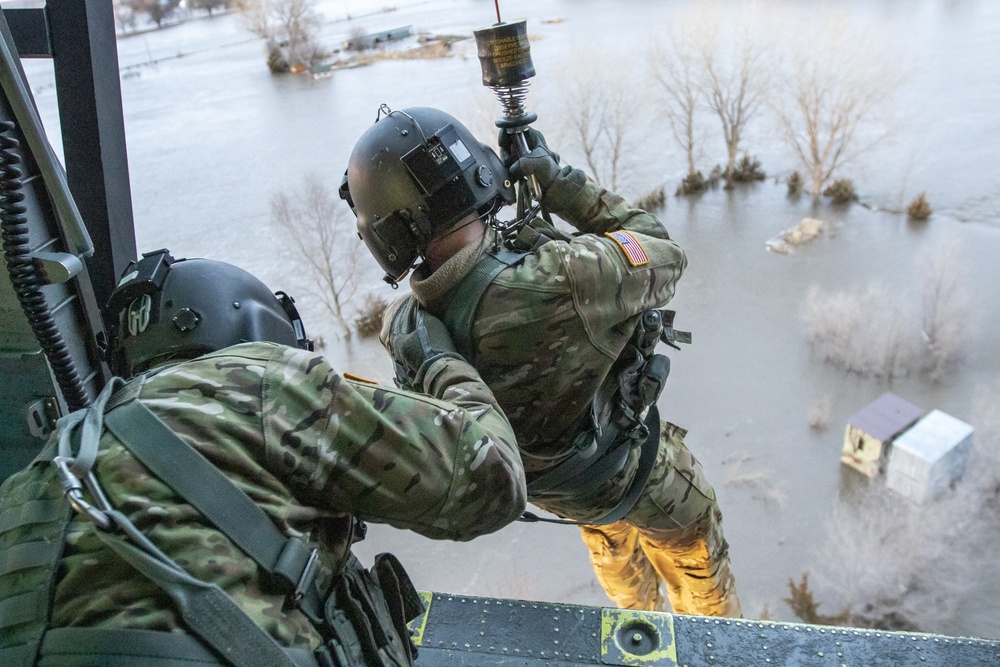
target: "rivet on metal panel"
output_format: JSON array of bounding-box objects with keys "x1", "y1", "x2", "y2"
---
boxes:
[{"x1": 600, "y1": 609, "x2": 677, "y2": 666}]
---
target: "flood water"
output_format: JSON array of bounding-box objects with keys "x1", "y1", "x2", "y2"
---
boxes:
[{"x1": 21, "y1": 0, "x2": 1000, "y2": 639}]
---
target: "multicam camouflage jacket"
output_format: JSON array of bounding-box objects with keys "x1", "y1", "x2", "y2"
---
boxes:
[
  {"x1": 382, "y1": 166, "x2": 687, "y2": 484},
  {"x1": 0, "y1": 341, "x2": 524, "y2": 651}
]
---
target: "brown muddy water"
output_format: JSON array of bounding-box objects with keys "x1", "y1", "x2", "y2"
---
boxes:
[{"x1": 21, "y1": 0, "x2": 1000, "y2": 638}]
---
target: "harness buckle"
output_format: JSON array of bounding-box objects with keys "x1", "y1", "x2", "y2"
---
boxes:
[
  {"x1": 53, "y1": 456, "x2": 112, "y2": 530},
  {"x1": 294, "y1": 548, "x2": 321, "y2": 604}
]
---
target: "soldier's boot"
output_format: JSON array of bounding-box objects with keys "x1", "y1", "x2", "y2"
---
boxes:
[
  {"x1": 637, "y1": 517, "x2": 742, "y2": 618},
  {"x1": 579, "y1": 520, "x2": 664, "y2": 611}
]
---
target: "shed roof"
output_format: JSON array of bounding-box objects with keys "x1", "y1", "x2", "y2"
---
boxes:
[
  {"x1": 892, "y1": 409, "x2": 974, "y2": 463},
  {"x1": 847, "y1": 392, "x2": 924, "y2": 442}
]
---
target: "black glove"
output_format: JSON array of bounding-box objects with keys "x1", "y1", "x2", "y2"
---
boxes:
[
  {"x1": 388, "y1": 302, "x2": 463, "y2": 391},
  {"x1": 498, "y1": 127, "x2": 558, "y2": 167},
  {"x1": 498, "y1": 128, "x2": 561, "y2": 192},
  {"x1": 509, "y1": 146, "x2": 561, "y2": 194}
]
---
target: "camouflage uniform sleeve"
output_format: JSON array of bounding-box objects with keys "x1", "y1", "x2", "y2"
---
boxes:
[
  {"x1": 542, "y1": 165, "x2": 672, "y2": 240},
  {"x1": 262, "y1": 346, "x2": 525, "y2": 541},
  {"x1": 531, "y1": 166, "x2": 688, "y2": 358}
]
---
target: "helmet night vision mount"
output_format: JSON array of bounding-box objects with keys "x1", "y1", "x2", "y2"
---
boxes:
[{"x1": 104, "y1": 249, "x2": 312, "y2": 376}]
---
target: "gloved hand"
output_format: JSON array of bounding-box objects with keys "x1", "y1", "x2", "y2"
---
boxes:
[
  {"x1": 388, "y1": 302, "x2": 463, "y2": 391},
  {"x1": 498, "y1": 127, "x2": 561, "y2": 193},
  {"x1": 498, "y1": 127, "x2": 558, "y2": 167}
]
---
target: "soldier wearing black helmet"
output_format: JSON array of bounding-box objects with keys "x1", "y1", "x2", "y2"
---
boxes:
[
  {"x1": 341, "y1": 106, "x2": 741, "y2": 617},
  {"x1": 0, "y1": 249, "x2": 525, "y2": 666}
]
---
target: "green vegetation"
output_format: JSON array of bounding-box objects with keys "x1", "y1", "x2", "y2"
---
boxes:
[
  {"x1": 731, "y1": 154, "x2": 766, "y2": 183},
  {"x1": 908, "y1": 192, "x2": 933, "y2": 220},
  {"x1": 787, "y1": 171, "x2": 803, "y2": 196},
  {"x1": 823, "y1": 178, "x2": 857, "y2": 204},
  {"x1": 354, "y1": 295, "x2": 390, "y2": 338}
]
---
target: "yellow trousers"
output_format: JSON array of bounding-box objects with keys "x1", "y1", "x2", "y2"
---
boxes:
[
  {"x1": 540, "y1": 422, "x2": 741, "y2": 617},
  {"x1": 579, "y1": 514, "x2": 741, "y2": 616}
]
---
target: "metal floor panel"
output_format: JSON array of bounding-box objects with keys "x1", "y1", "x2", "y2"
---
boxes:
[{"x1": 411, "y1": 593, "x2": 1000, "y2": 666}]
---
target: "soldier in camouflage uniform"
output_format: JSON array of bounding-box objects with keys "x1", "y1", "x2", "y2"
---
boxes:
[
  {"x1": 340, "y1": 107, "x2": 740, "y2": 617},
  {"x1": 0, "y1": 250, "x2": 525, "y2": 666}
]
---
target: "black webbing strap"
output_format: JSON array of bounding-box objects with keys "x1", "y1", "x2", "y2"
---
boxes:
[
  {"x1": 521, "y1": 405, "x2": 662, "y2": 527},
  {"x1": 90, "y1": 516, "x2": 299, "y2": 667},
  {"x1": 588, "y1": 405, "x2": 661, "y2": 525},
  {"x1": 440, "y1": 249, "x2": 526, "y2": 362},
  {"x1": 37, "y1": 627, "x2": 320, "y2": 667},
  {"x1": 102, "y1": 398, "x2": 322, "y2": 617},
  {"x1": 526, "y1": 416, "x2": 633, "y2": 497}
]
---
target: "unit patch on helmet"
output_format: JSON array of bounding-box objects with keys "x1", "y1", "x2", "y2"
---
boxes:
[
  {"x1": 127, "y1": 294, "x2": 152, "y2": 336},
  {"x1": 605, "y1": 230, "x2": 649, "y2": 267}
]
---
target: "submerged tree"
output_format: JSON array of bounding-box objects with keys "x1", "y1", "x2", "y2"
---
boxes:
[
  {"x1": 125, "y1": 0, "x2": 181, "y2": 28},
  {"x1": 699, "y1": 25, "x2": 769, "y2": 189},
  {"x1": 189, "y1": 0, "x2": 229, "y2": 17},
  {"x1": 112, "y1": 0, "x2": 139, "y2": 33},
  {"x1": 553, "y1": 52, "x2": 642, "y2": 196},
  {"x1": 270, "y1": 174, "x2": 361, "y2": 338},
  {"x1": 920, "y1": 242, "x2": 970, "y2": 381},
  {"x1": 648, "y1": 29, "x2": 705, "y2": 189},
  {"x1": 235, "y1": 0, "x2": 323, "y2": 71},
  {"x1": 772, "y1": 23, "x2": 902, "y2": 197}
]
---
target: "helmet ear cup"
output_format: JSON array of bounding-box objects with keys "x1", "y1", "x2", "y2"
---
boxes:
[
  {"x1": 343, "y1": 107, "x2": 514, "y2": 282},
  {"x1": 106, "y1": 252, "x2": 308, "y2": 377}
]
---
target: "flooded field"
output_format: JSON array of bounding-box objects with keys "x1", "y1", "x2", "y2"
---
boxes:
[{"x1": 21, "y1": 0, "x2": 1000, "y2": 638}]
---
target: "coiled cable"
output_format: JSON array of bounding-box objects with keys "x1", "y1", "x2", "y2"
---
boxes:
[{"x1": 0, "y1": 119, "x2": 89, "y2": 411}]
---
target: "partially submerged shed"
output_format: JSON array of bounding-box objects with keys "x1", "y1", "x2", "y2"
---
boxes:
[
  {"x1": 343, "y1": 25, "x2": 413, "y2": 51},
  {"x1": 842, "y1": 392, "x2": 924, "y2": 477},
  {"x1": 886, "y1": 409, "x2": 974, "y2": 504}
]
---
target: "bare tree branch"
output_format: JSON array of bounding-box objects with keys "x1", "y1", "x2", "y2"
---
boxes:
[
  {"x1": 772, "y1": 23, "x2": 902, "y2": 196},
  {"x1": 648, "y1": 30, "x2": 705, "y2": 177},
  {"x1": 699, "y1": 26, "x2": 769, "y2": 188},
  {"x1": 234, "y1": 0, "x2": 323, "y2": 68},
  {"x1": 553, "y1": 52, "x2": 642, "y2": 196},
  {"x1": 270, "y1": 174, "x2": 361, "y2": 339}
]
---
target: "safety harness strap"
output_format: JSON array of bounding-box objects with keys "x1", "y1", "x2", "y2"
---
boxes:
[
  {"x1": 90, "y1": 516, "x2": 298, "y2": 667},
  {"x1": 440, "y1": 248, "x2": 526, "y2": 363},
  {"x1": 589, "y1": 405, "x2": 661, "y2": 525},
  {"x1": 103, "y1": 397, "x2": 323, "y2": 620},
  {"x1": 37, "y1": 627, "x2": 320, "y2": 667},
  {"x1": 521, "y1": 406, "x2": 662, "y2": 527}
]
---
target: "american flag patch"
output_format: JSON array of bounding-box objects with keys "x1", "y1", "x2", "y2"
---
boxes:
[{"x1": 605, "y1": 230, "x2": 649, "y2": 266}]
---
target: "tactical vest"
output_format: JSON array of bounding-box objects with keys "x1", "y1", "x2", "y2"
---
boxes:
[
  {"x1": 419, "y1": 222, "x2": 684, "y2": 524},
  {"x1": 0, "y1": 376, "x2": 423, "y2": 667}
]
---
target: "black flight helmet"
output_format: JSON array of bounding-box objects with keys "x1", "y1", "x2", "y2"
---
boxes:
[
  {"x1": 105, "y1": 249, "x2": 312, "y2": 377},
  {"x1": 339, "y1": 106, "x2": 515, "y2": 284}
]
